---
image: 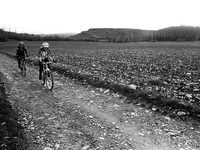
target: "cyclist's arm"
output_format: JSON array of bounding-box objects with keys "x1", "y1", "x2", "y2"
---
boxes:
[
  {"x1": 24, "y1": 47, "x2": 28, "y2": 56},
  {"x1": 48, "y1": 49, "x2": 53, "y2": 60},
  {"x1": 36, "y1": 49, "x2": 42, "y2": 61},
  {"x1": 16, "y1": 47, "x2": 19, "y2": 57},
  {"x1": 48, "y1": 49, "x2": 52, "y2": 57}
]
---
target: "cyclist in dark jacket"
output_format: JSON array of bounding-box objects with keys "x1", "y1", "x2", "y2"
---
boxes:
[
  {"x1": 16, "y1": 41, "x2": 28, "y2": 69},
  {"x1": 36, "y1": 42, "x2": 53, "y2": 80}
]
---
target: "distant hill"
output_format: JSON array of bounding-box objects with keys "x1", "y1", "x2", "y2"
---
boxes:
[
  {"x1": 38, "y1": 33, "x2": 76, "y2": 38},
  {"x1": 68, "y1": 28, "x2": 153, "y2": 42},
  {"x1": 68, "y1": 26, "x2": 200, "y2": 42}
]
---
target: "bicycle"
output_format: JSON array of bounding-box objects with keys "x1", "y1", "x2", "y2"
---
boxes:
[
  {"x1": 18, "y1": 56, "x2": 28, "y2": 76},
  {"x1": 41, "y1": 61, "x2": 54, "y2": 90}
]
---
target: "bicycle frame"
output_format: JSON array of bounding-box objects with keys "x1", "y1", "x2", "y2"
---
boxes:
[{"x1": 42, "y1": 61, "x2": 51, "y2": 72}]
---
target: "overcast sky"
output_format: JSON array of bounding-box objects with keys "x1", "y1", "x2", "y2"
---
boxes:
[{"x1": 1, "y1": 0, "x2": 199, "y2": 34}]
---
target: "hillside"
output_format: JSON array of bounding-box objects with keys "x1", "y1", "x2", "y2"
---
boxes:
[
  {"x1": 68, "y1": 26, "x2": 200, "y2": 42},
  {"x1": 155, "y1": 26, "x2": 200, "y2": 41},
  {"x1": 68, "y1": 28, "x2": 153, "y2": 42}
]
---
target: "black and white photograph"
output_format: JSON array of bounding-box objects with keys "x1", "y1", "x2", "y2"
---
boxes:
[{"x1": 0, "y1": 0, "x2": 200, "y2": 149}]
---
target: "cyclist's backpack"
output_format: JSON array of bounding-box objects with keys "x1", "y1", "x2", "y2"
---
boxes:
[{"x1": 17, "y1": 46, "x2": 26, "y2": 56}]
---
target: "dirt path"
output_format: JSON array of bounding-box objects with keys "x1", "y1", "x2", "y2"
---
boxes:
[{"x1": 0, "y1": 53, "x2": 200, "y2": 150}]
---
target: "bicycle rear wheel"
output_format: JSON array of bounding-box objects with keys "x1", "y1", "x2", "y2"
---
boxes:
[
  {"x1": 20, "y1": 62, "x2": 26, "y2": 76},
  {"x1": 45, "y1": 71, "x2": 53, "y2": 90}
]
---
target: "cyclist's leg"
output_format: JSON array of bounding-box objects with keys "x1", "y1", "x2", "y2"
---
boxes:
[
  {"x1": 39, "y1": 61, "x2": 43, "y2": 80},
  {"x1": 23, "y1": 57, "x2": 26, "y2": 70},
  {"x1": 17, "y1": 58, "x2": 21, "y2": 68},
  {"x1": 45, "y1": 57, "x2": 51, "y2": 70}
]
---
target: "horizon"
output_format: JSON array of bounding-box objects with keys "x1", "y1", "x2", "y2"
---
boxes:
[
  {"x1": 3, "y1": 25, "x2": 200, "y2": 35},
  {"x1": 1, "y1": 0, "x2": 200, "y2": 34}
]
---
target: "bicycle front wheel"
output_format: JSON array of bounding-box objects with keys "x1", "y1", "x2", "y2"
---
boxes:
[
  {"x1": 45, "y1": 71, "x2": 53, "y2": 90},
  {"x1": 41, "y1": 71, "x2": 45, "y2": 85}
]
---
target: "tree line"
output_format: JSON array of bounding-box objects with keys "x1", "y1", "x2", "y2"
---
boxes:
[
  {"x1": 154, "y1": 26, "x2": 200, "y2": 41},
  {"x1": 0, "y1": 29, "x2": 69, "y2": 42}
]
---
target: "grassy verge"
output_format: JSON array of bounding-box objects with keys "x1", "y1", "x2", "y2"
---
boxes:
[{"x1": 0, "y1": 73, "x2": 28, "y2": 150}]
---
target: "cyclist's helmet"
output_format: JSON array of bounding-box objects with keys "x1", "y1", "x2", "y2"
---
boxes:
[
  {"x1": 19, "y1": 41, "x2": 24, "y2": 46},
  {"x1": 42, "y1": 42, "x2": 49, "y2": 48}
]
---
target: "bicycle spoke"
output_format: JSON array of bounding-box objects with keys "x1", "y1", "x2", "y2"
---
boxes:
[
  {"x1": 41, "y1": 72, "x2": 45, "y2": 85},
  {"x1": 20, "y1": 61, "x2": 26, "y2": 76}
]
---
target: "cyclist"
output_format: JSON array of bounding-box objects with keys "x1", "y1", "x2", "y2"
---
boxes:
[
  {"x1": 16, "y1": 41, "x2": 29, "y2": 69},
  {"x1": 36, "y1": 42, "x2": 53, "y2": 80}
]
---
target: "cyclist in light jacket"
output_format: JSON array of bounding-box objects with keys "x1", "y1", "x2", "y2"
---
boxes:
[{"x1": 36, "y1": 42, "x2": 53, "y2": 80}]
